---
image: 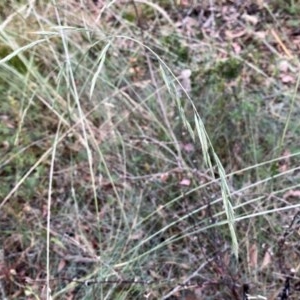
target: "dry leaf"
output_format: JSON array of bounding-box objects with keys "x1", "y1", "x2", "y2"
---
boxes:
[
  {"x1": 225, "y1": 29, "x2": 247, "y2": 39},
  {"x1": 261, "y1": 248, "x2": 272, "y2": 270},
  {"x1": 256, "y1": 0, "x2": 265, "y2": 9},
  {"x1": 57, "y1": 259, "x2": 66, "y2": 272},
  {"x1": 232, "y1": 42, "x2": 242, "y2": 54},
  {"x1": 242, "y1": 14, "x2": 259, "y2": 25},
  {"x1": 278, "y1": 60, "x2": 290, "y2": 72},
  {"x1": 180, "y1": 69, "x2": 192, "y2": 93},
  {"x1": 223, "y1": 251, "x2": 230, "y2": 267},
  {"x1": 160, "y1": 172, "x2": 169, "y2": 182},
  {"x1": 278, "y1": 149, "x2": 291, "y2": 173},
  {"x1": 129, "y1": 230, "x2": 144, "y2": 240},
  {"x1": 179, "y1": 178, "x2": 191, "y2": 186},
  {"x1": 178, "y1": 0, "x2": 190, "y2": 7},
  {"x1": 180, "y1": 16, "x2": 199, "y2": 30},
  {"x1": 182, "y1": 143, "x2": 195, "y2": 153},
  {"x1": 249, "y1": 243, "x2": 258, "y2": 269},
  {"x1": 1, "y1": 140, "x2": 9, "y2": 150},
  {"x1": 283, "y1": 190, "x2": 300, "y2": 199},
  {"x1": 254, "y1": 31, "x2": 267, "y2": 39},
  {"x1": 280, "y1": 74, "x2": 295, "y2": 84}
]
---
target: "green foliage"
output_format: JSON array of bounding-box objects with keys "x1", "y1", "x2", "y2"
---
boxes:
[
  {"x1": 0, "y1": 45, "x2": 27, "y2": 74},
  {"x1": 204, "y1": 57, "x2": 242, "y2": 83},
  {"x1": 272, "y1": 0, "x2": 300, "y2": 14},
  {"x1": 216, "y1": 57, "x2": 242, "y2": 80},
  {"x1": 162, "y1": 34, "x2": 189, "y2": 62}
]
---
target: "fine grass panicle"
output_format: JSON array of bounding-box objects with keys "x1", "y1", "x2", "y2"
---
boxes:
[{"x1": 1, "y1": 1, "x2": 300, "y2": 300}]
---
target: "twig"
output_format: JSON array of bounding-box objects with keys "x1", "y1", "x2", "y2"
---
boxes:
[{"x1": 162, "y1": 258, "x2": 213, "y2": 299}]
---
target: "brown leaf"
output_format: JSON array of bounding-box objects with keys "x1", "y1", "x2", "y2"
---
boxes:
[
  {"x1": 57, "y1": 259, "x2": 66, "y2": 272},
  {"x1": 278, "y1": 149, "x2": 291, "y2": 173},
  {"x1": 261, "y1": 248, "x2": 272, "y2": 270},
  {"x1": 280, "y1": 74, "x2": 295, "y2": 84},
  {"x1": 249, "y1": 243, "x2": 258, "y2": 269},
  {"x1": 283, "y1": 190, "x2": 300, "y2": 199},
  {"x1": 160, "y1": 172, "x2": 169, "y2": 182},
  {"x1": 179, "y1": 0, "x2": 190, "y2": 7},
  {"x1": 225, "y1": 29, "x2": 247, "y2": 39},
  {"x1": 182, "y1": 142, "x2": 195, "y2": 153},
  {"x1": 232, "y1": 42, "x2": 242, "y2": 54}
]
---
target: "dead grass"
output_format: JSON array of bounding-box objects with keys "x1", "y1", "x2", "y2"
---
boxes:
[{"x1": 1, "y1": 1, "x2": 300, "y2": 299}]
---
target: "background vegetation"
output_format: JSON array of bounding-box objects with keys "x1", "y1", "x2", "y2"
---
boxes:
[{"x1": 1, "y1": 1, "x2": 300, "y2": 299}]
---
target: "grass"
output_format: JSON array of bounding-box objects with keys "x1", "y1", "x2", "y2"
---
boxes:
[{"x1": 1, "y1": 1, "x2": 300, "y2": 299}]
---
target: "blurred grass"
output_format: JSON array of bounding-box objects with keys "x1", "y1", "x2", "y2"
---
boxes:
[{"x1": 1, "y1": 1, "x2": 300, "y2": 299}]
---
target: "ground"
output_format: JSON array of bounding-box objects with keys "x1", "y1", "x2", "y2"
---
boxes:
[{"x1": 1, "y1": 1, "x2": 300, "y2": 299}]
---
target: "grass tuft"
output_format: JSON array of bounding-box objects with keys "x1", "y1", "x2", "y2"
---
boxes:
[{"x1": 1, "y1": 1, "x2": 300, "y2": 299}]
